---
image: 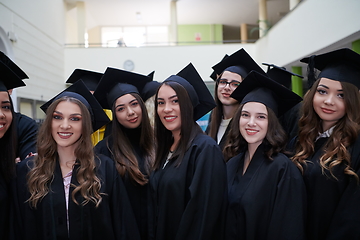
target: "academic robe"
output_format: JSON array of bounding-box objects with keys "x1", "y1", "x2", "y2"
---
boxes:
[
  {"x1": 15, "y1": 112, "x2": 37, "y2": 160},
  {"x1": 149, "y1": 133, "x2": 227, "y2": 240},
  {"x1": 13, "y1": 154, "x2": 141, "y2": 240},
  {"x1": 279, "y1": 102, "x2": 301, "y2": 141},
  {"x1": 302, "y1": 135, "x2": 360, "y2": 240},
  {"x1": 94, "y1": 127, "x2": 149, "y2": 240},
  {"x1": 226, "y1": 144, "x2": 306, "y2": 240},
  {"x1": 0, "y1": 175, "x2": 10, "y2": 240}
]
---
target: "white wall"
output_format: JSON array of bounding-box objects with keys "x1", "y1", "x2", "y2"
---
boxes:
[{"x1": 0, "y1": 0, "x2": 67, "y2": 102}]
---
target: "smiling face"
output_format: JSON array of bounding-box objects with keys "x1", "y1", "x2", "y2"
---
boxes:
[
  {"x1": 157, "y1": 84, "x2": 181, "y2": 137},
  {"x1": 51, "y1": 101, "x2": 83, "y2": 150},
  {"x1": 0, "y1": 91, "x2": 13, "y2": 139},
  {"x1": 239, "y1": 102, "x2": 268, "y2": 149},
  {"x1": 114, "y1": 93, "x2": 142, "y2": 129},
  {"x1": 313, "y1": 78, "x2": 345, "y2": 131},
  {"x1": 217, "y1": 70, "x2": 242, "y2": 106}
]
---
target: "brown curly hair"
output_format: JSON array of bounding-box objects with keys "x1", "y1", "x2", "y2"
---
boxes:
[{"x1": 292, "y1": 79, "x2": 360, "y2": 181}]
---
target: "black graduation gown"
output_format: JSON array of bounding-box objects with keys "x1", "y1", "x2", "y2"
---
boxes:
[
  {"x1": 94, "y1": 128, "x2": 149, "y2": 240},
  {"x1": 15, "y1": 112, "x2": 37, "y2": 160},
  {"x1": 0, "y1": 175, "x2": 10, "y2": 240},
  {"x1": 226, "y1": 144, "x2": 306, "y2": 240},
  {"x1": 279, "y1": 102, "x2": 301, "y2": 141},
  {"x1": 302, "y1": 135, "x2": 360, "y2": 240},
  {"x1": 149, "y1": 133, "x2": 227, "y2": 240},
  {"x1": 13, "y1": 155, "x2": 141, "y2": 240}
]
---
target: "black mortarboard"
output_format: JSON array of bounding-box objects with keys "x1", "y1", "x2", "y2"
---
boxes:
[
  {"x1": 212, "y1": 48, "x2": 266, "y2": 78},
  {"x1": 40, "y1": 80, "x2": 110, "y2": 132},
  {"x1": 300, "y1": 48, "x2": 360, "y2": 89},
  {"x1": 142, "y1": 81, "x2": 160, "y2": 101},
  {"x1": 66, "y1": 69, "x2": 103, "y2": 91},
  {"x1": 263, "y1": 63, "x2": 303, "y2": 89},
  {"x1": 0, "y1": 63, "x2": 26, "y2": 92},
  {"x1": 141, "y1": 71, "x2": 160, "y2": 101},
  {"x1": 164, "y1": 63, "x2": 216, "y2": 120},
  {"x1": 210, "y1": 54, "x2": 229, "y2": 81},
  {"x1": 147, "y1": 71, "x2": 155, "y2": 81},
  {"x1": 93, "y1": 67, "x2": 151, "y2": 109},
  {"x1": 0, "y1": 51, "x2": 28, "y2": 80},
  {"x1": 230, "y1": 71, "x2": 302, "y2": 117}
]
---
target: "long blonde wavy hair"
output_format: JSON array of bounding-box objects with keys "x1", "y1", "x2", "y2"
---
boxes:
[
  {"x1": 292, "y1": 79, "x2": 360, "y2": 181},
  {"x1": 27, "y1": 96, "x2": 103, "y2": 208}
]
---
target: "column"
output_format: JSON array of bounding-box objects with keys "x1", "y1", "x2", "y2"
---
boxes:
[
  {"x1": 259, "y1": 0, "x2": 268, "y2": 38},
  {"x1": 241, "y1": 23, "x2": 248, "y2": 43},
  {"x1": 76, "y1": 1, "x2": 86, "y2": 46},
  {"x1": 352, "y1": 39, "x2": 360, "y2": 54},
  {"x1": 170, "y1": 0, "x2": 178, "y2": 45},
  {"x1": 291, "y1": 66, "x2": 303, "y2": 97}
]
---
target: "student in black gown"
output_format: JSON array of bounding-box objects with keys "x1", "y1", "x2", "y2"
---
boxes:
[
  {"x1": 94, "y1": 67, "x2": 153, "y2": 240},
  {"x1": 0, "y1": 51, "x2": 37, "y2": 160},
  {"x1": 206, "y1": 48, "x2": 266, "y2": 150},
  {"x1": 149, "y1": 63, "x2": 227, "y2": 240},
  {"x1": 13, "y1": 80, "x2": 140, "y2": 240},
  {"x1": 291, "y1": 48, "x2": 360, "y2": 240},
  {"x1": 223, "y1": 71, "x2": 306, "y2": 240},
  {"x1": 0, "y1": 69, "x2": 26, "y2": 240}
]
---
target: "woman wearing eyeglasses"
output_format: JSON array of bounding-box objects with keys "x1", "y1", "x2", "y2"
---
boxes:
[{"x1": 206, "y1": 48, "x2": 266, "y2": 150}]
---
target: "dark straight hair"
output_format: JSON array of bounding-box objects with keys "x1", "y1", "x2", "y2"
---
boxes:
[{"x1": 154, "y1": 81, "x2": 202, "y2": 170}]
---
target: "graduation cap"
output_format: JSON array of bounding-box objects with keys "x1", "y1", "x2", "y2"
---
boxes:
[
  {"x1": 142, "y1": 81, "x2": 160, "y2": 102},
  {"x1": 0, "y1": 51, "x2": 28, "y2": 80},
  {"x1": 40, "y1": 80, "x2": 110, "y2": 132},
  {"x1": 263, "y1": 63, "x2": 303, "y2": 89},
  {"x1": 93, "y1": 67, "x2": 151, "y2": 109},
  {"x1": 147, "y1": 71, "x2": 155, "y2": 81},
  {"x1": 230, "y1": 71, "x2": 302, "y2": 117},
  {"x1": 141, "y1": 70, "x2": 160, "y2": 101},
  {"x1": 210, "y1": 54, "x2": 229, "y2": 81},
  {"x1": 66, "y1": 69, "x2": 103, "y2": 92},
  {"x1": 0, "y1": 64, "x2": 26, "y2": 91},
  {"x1": 164, "y1": 63, "x2": 216, "y2": 120},
  {"x1": 300, "y1": 48, "x2": 360, "y2": 89},
  {"x1": 212, "y1": 48, "x2": 266, "y2": 78}
]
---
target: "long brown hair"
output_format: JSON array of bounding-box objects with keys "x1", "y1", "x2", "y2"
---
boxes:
[
  {"x1": 223, "y1": 103, "x2": 287, "y2": 161},
  {"x1": 292, "y1": 79, "x2": 360, "y2": 181},
  {"x1": 110, "y1": 93, "x2": 154, "y2": 185},
  {"x1": 153, "y1": 81, "x2": 203, "y2": 170},
  {"x1": 27, "y1": 96, "x2": 103, "y2": 208}
]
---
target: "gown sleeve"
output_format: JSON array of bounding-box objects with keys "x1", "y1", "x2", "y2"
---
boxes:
[
  {"x1": 267, "y1": 155, "x2": 307, "y2": 240},
  {"x1": 175, "y1": 138, "x2": 227, "y2": 240},
  {"x1": 15, "y1": 113, "x2": 38, "y2": 160}
]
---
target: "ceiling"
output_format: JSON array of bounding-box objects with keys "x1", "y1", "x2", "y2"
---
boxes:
[{"x1": 66, "y1": 0, "x2": 291, "y2": 30}]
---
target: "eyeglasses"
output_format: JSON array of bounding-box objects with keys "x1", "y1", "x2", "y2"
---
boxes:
[{"x1": 217, "y1": 79, "x2": 241, "y2": 89}]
